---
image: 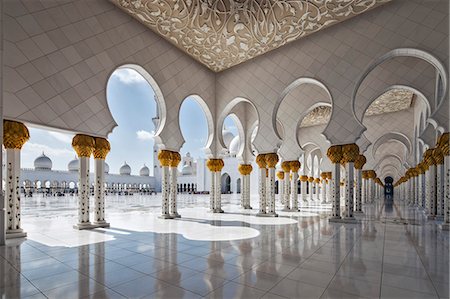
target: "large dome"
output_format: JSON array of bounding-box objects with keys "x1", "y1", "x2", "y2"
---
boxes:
[
  {"x1": 140, "y1": 165, "x2": 149, "y2": 176},
  {"x1": 181, "y1": 164, "x2": 193, "y2": 175},
  {"x1": 104, "y1": 162, "x2": 109, "y2": 174},
  {"x1": 229, "y1": 136, "x2": 240, "y2": 156},
  {"x1": 120, "y1": 162, "x2": 131, "y2": 175},
  {"x1": 68, "y1": 156, "x2": 79, "y2": 172},
  {"x1": 222, "y1": 127, "x2": 235, "y2": 149},
  {"x1": 34, "y1": 152, "x2": 52, "y2": 170}
]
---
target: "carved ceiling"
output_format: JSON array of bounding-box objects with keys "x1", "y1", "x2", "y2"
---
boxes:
[
  {"x1": 300, "y1": 89, "x2": 413, "y2": 128},
  {"x1": 111, "y1": 0, "x2": 390, "y2": 72}
]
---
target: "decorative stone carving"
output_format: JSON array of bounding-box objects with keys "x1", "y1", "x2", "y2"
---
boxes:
[{"x1": 113, "y1": 0, "x2": 389, "y2": 72}]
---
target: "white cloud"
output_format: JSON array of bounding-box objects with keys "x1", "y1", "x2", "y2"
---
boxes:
[
  {"x1": 111, "y1": 68, "x2": 146, "y2": 84},
  {"x1": 136, "y1": 130, "x2": 155, "y2": 141},
  {"x1": 23, "y1": 142, "x2": 73, "y2": 157},
  {"x1": 48, "y1": 131, "x2": 73, "y2": 143}
]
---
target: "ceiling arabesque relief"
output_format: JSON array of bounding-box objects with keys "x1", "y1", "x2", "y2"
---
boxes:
[
  {"x1": 300, "y1": 89, "x2": 413, "y2": 128},
  {"x1": 112, "y1": 0, "x2": 390, "y2": 72}
]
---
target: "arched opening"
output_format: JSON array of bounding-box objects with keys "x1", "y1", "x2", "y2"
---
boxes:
[
  {"x1": 236, "y1": 178, "x2": 241, "y2": 194},
  {"x1": 221, "y1": 173, "x2": 231, "y2": 194},
  {"x1": 106, "y1": 65, "x2": 158, "y2": 179}
]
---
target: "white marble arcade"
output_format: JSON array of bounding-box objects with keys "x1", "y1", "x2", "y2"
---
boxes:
[{"x1": 0, "y1": 194, "x2": 448, "y2": 299}]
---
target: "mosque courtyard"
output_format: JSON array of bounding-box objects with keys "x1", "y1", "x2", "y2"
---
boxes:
[{"x1": 1, "y1": 194, "x2": 447, "y2": 299}]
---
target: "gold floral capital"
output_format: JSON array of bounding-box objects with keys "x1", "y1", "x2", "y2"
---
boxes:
[
  {"x1": 207, "y1": 159, "x2": 224, "y2": 172},
  {"x1": 289, "y1": 160, "x2": 301, "y2": 172},
  {"x1": 308, "y1": 177, "x2": 314, "y2": 183},
  {"x1": 354, "y1": 154, "x2": 367, "y2": 170},
  {"x1": 437, "y1": 132, "x2": 449, "y2": 156},
  {"x1": 432, "y1": 148, "x2": 444, "y2": 165},
  {"x1": 277, "y1": 171, "x2": 285, "y2": 180},
  {"x1": 299, "y1": 175, "x2": 308, "y2": 182},
  {"x1": 314, "y1": 178, "x2": 320, "y2": 184},
  {"x1": 238, "y1": 164, "x2": 253, "y2": 175},
  {"x1": 72, "y1": 134, "x2": 95, "y2": 158},
  {"x1": 3, "y1": 120, "x2": 30, "y2": 149},
  {"x1": 256, "y1": 154, "x2": 267, "y2": 169},
  {"x1": 341, "y1": 143, "x2": 360, "y2": 164},
  {"x1": 320, "y1": 172, "x2": 327, "y2": 180},
  {"x1": 93, "y1": 137, "x2": 110, "y2": 160},
  {"x1": 281, "y1": 161, "x2": 291, "y2": 172},
  {"x1": 158, "y1": 150, "x2": 172, "y2": 167},
  {"x1": 265, "y1": 153, "x2": 279, "y2": 168},
  {"x1": 169, "y1": 152, "x2": 181, "y2": 167},
  {"x1": 327, "y1": 145, "x2": 342, "y2": 164},
  {"x1": 423, "y1": 149, "x2": 435, "y2": 167},
  {"x1": 326, "y1": 172, "x2": 332, "y2": 179}
]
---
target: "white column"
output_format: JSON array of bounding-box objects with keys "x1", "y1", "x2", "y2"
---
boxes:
[
  {"x1": 421, "y1": 173, "x2": 426, "y2": 208},
  {"x1": 291, "y1": 172, "x2": 299, "y2": 211},
  {"x1": 257, "y1": 167, "x2": 267, "y2": 216},
  {"x1": 355, "y1": 169, "x2": 362, "y2": 213},
  {"x1": 321, "y1": 179, "x2": 327, "y2": 204},
  {"x1": 215, "y1": 170, "x2": 224, "y2": 213},
  {"x1": 282, "y1": 174, "x2": 290, "y2": 211},
  {"x1": 209, "y1": 170, "x2": 215, "y2": 212},
  {"x1": 300, "y1": 177, "x2": 307, "y2": 203},
  {"x1": 308, "y1": 178, "x2": 314, "y2": 202},
  {"x1": 245, "y1": 174, "x2": 251, "y2": 209},
  {"x1": 75, "y1": 156, "x2": 91, "y2": 228},
  {"x1": 344, "y1": 162, "x2": 355, "y2": 220},
  {"x1": 160, "y1": 165, "x2": 171, "y2": 218},
  {"x1": 94, "y1": 159, "x2": 109, "y2": 227},
  {"x1": 436, "y1": 163, "x2": 445, "y2": 220},
  {"x1": 443, "y1": 155, "x2": 450, "y2": 230},
  {"x1": 330, "y1": 163, "x2": 341, "y2": 220},
  {"x1": 327, "y1": 174, "x2": 332, "y2": 203},
  {"x1": 267, "y1": 167, "x2": 277, "y2": 216},
  {"x1": 170, "y1": 166, "x2": 180, "y2": 218},
  {"x1": 5, "y1": 149, "x2": 26, "y2": 238},
  {"x1": 428, "y1": 165, "x2": 437, "y2": 219}
]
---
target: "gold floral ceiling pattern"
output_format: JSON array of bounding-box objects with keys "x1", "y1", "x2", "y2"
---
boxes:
[
  {"x1": 300, "y1": 89, "x2": 414, "y2": 127},
  {"x1": 112, "y1": 0, "x2": 390, "y2": 72}
]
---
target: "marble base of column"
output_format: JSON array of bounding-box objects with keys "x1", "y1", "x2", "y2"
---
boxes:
[
  {"x1": 158, "y1": 214, "x2": 174, "y2": 219},
  {"x1": 73, "y1": 223, "x2": 99, "y2": 230},
  {"x1": 93, "y1": 221, "x2": 110, "y2": 228},
  {"x1": 5, "y1": 229, "x2": 27, "y2": 239}
]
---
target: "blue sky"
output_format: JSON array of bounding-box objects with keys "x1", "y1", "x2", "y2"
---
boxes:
[{"x1": 21, "y1": 68, "x2": 237, "y2": 175}]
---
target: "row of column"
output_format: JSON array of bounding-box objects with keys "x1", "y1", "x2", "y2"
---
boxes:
[
  {"x1": 255, "y1": 153, "x2": 279, "y2": 217},
  {"x1": 394, "y1": 133, "x2": 449, "y2": 230},
  {"x1": 157, "y1": 150, "x2": 181, "y2": 218},
  {"x1": 72, "y1": 134, "x2": 111, "y2": 229},
  {"x1": 326, "y1": 143, "x2": 382, "y2": 223}
]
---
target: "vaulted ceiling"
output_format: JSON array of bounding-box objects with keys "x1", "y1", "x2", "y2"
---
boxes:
[{"x1": 111, "y1": 0, "x2": 390, "y2": 72}]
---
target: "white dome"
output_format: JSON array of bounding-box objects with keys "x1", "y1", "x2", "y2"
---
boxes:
[
  {"x1": 229, "y1": 136, "x2": 240, "y2": 156},
  {"x1": 68, "y1": 156, "x2": 79, "y2": 172},
  {"x1": 222, "y1": 128, "x2": 235, "y2": 149},
  {"x1": 181, "y1": 164, "x2": 193, "y2": 175},
  {"x1": 140, "y1": 165, "x2": 149, "y2": 176},
  {"x1": 120, "y1": 162, "x2": 131, "y2": 175},
  {"x1": 104, "y1": 162, "x2": 109, "y2": 174},
  {"x1": 34, "y1": 152, "x2": 52, "y2": 170}
]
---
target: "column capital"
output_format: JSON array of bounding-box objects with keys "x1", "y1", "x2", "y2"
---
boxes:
[
  {"x1": 277, "y1": 171, "x2": 285, "y2": 180},
  {"x1": 256, "y1": 154, "x2": 267, "y2": 168},
  {"x1": 93, "y1": 137, "x2": 110, "y2": 160},
  {"x1": 432, "y1": 147, "x2": 444, "y2": 165},
  {"x1": 281, "y1": 161, "x2": 291, "y2": 172},
  {"x1": 308, "y1": 176, "x2": 314, "y2": 183},
  {"x1": 3, "y1": 120, "x2": 29, "y2": 149},
  {"x1": 72, "y1": 134, "x2": 95, "y2": 157},
  {"x1": 289, "y1": 160, "x2": 301, "y2": 172},
  {"x1": 327, "y1": 145, "x2": 342, "y2": 164},
  {"x1": 320, "y1": 172, "x2": 327, "y2": 179},
  {"x1": 169, "y1": 151, "x2": 181, "y2": 167},
  {"x1": 265, "y1": 153, "x2": 279, "y2": 168},
  {"x1": 158, "y1": 150, "x2": 172, "y2": 167},
  {"x1": 207, "y1": 159, "x2": 224, "y2": 172},
  {"x1": 326, "y1": 172, "x2": 332, "y2": 179},
  {"x1": 423, "y1": 149, "x2": 435, "y2": 167},
  {"x1": 341, "y1": 143, "x2": 360, "y2": 164},
  {"x1": 437, "y1": 132, "x2": 449, "y2": 156},
  {"x1": 354, "y1": 154, "x2": 366, "y2": 169},
  {"x1": 299, "y1": 175, "x2": 308, "y2": 182},
  {"x1": 314, "y1": 178, "x2": 320, "y2": 184},
  {"x1": 238, "y1": 164, "x2": 253, "y2": 175}
]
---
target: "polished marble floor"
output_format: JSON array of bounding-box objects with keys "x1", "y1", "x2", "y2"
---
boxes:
[{"x1": 1, "y1": 194, "x2": 449, "y2": 298}]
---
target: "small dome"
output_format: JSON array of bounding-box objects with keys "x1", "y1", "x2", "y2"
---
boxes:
[
  {"x1": 68, "y1": 156, "x2": 79, "y2": 172},
  {"x1": 222, "y1": 127, "x2": 235, "y2": 149},
  {"x1": 34, "y1": 152, "x2": 52, "y2": 170},
  {"x1": 120, "y1": 162, "x2": 131, "y2": 175},
  {"x1": 229, "y1": 136, "x2": 240, "y2": 156},
  {"x1": 104, "y1": 162, "x2": 109, "y2": 174},
  {"x1": 182, "y1": 164, "x2": 193, "y2": 175},
  {"x1": 140, "y1": 164, "x2": 149, "y2": 176}
]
